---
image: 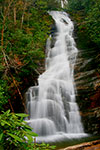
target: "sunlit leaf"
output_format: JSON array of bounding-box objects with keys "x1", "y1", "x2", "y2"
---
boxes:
[{"x1": 7, "y1": 133, "x2": 23, "y2": 142}]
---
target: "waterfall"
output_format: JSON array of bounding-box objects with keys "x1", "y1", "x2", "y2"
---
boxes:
[
  {"x1": 26, "y1": 11, "x2": 87, "y2": 142},
  {"x1": 61, "y1": 0, "x2": 68, "y2": 8}
]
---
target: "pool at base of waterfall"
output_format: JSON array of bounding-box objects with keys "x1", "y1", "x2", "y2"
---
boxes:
[
  {"x1": 55, "y1": 135, "x2": 100, "y2": 149},
  {"x1": 33, "y1": 135, "x2": 100, "y2": 150},
  {"x1": 35, "y1": 132, "x2": 88, "y2": 143}
]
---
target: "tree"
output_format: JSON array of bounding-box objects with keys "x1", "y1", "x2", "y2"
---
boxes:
[
  {"x1": 0, "y1": 0, "x2": 54, "y2": 112},
  {"x1": 68, "y1": 0, "x2": 100, "y2": 48}
]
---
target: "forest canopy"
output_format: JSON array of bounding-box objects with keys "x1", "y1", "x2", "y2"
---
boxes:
[{"x1": 67, "y1": 0, "x2": 100, "y2": 48}]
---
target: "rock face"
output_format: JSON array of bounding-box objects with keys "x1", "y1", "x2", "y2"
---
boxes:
[
  {"x1": 59, "y1": 140, "x2": 100, "y2": 150},
  {"x1": 74, "y1": 46, "x2": 100, "y2": 134}
]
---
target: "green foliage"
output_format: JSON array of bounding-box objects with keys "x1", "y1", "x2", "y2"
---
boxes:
[
  {"x1": 35, "y1": 143, "x2": 56, "y2": 150},
  {"x1": 68, "y1": 0, "x2": 100, "y2": 48},
  {"x1": 0, "y1": 0, "x2": 59, "y2": 111},
  {"x1": 0, "y1": 80, "x2": 10, "y2": 111},
  {"x1": 68, "y1": 0, "x2": 84, "y2": 11},
  {"x1": 34, "y1": 0, "x2": 61, "y2": 10},
  {"x1": 0, "y1": 110, "x2": 36, "y2": 149},
  {"x1": 0, "y1": 110, "x2": 56, "y2": 150},
  {"x1": 0, "y1": 1, "x2": 59, "y2": 147},
  {"x1": 83, "y1": 1, "x2": 100, "y2": 46}
]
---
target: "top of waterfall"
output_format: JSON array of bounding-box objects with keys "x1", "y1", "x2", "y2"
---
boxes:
[{"x1": 61, "y1": 0, "x2": 68, "y2": 8}]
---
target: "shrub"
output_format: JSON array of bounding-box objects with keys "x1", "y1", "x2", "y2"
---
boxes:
[{"x1": 0, "y1": 110, "x2": 56, "y2": 150}]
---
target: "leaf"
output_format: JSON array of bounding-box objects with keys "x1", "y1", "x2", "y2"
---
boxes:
[
  {"x1": 25, "y1": 130, "x2": 38, "y2": 137},
  {"x1": 1, "y1": 122, "x2": 5, "y2": 126},
  {"x1": 1, "y1": 120, "x2": 10, "y2": 126},
  {"x1": 7, "y1": 133, "x2": 23, "y2": 142},
  {"x1": 26, "y1": 134, "x2": 33, "y2": 143},
  {"x1": 15, "y1": 113, "x2": 29, "y2": 118},
  {"x1": 0, "y1": 133, "x2": 4, "y2": 141},
  {"x1": 24, "y1": 124, "x2": 33, "y2": 130},
  {"x1": 50, "y1": 145, "x2": 56, "y2": 149},
  {"x1": 6, "y1": 109, "x2": 10, "y2": 115},
  {"x1": 40, "y1": 143, "x2": 46, "y2": 146}
]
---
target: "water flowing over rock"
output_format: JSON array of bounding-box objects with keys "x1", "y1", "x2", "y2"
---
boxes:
[
  {"x1": 61, "y1": 0, "x2": 68, "y2": 8},
  {"x1": 26, "y1": 11, "x2": 87, "y2": 142}
]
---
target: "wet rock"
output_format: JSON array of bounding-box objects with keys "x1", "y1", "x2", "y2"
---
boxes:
[
  {"x1": 59, "y1": 140, "x2": 100, "y2": 150},
  {"x1": 74, "y1": 46, "x2": 100, "y2": 134}
]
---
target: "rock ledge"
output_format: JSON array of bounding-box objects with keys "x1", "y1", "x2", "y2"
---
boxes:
[{"x1": 59, "y1": 140, "x2": 100, "y2": 150}]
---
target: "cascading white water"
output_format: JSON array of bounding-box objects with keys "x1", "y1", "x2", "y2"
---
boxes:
[
  {"x1": 26, "y1": 11, "x2": 87, "y2": 142},
  {"x1": 61, "y1": 0, "x2": 68, "y2": 8}
]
